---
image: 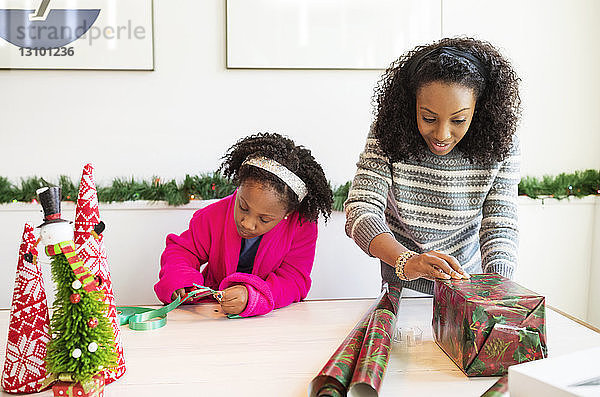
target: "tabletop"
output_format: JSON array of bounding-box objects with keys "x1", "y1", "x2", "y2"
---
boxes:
[{"x1": 1, "y1": 297, "x2": 599, "y2": 396}]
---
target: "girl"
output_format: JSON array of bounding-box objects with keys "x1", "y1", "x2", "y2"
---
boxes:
[
  {"x1": 345, "y1": 37, "x2": 521, "y2": 295},
  {"x1": 154, "y1": 133, "x2": 333, "y2": 316}
]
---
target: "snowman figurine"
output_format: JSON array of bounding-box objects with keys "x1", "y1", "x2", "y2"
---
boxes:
[
  {"x1": 23, "y1": 186, "x2": 72, "y2": 264},
  {"x1": 35, "y1": 186, "x2": 105, "y2": 254},
  {"x1": 25, "y1": 186, "x2": 100, "y2": 292},
  {"x1": 36, "y1": 186, "x2": 74, "y2": 247}
]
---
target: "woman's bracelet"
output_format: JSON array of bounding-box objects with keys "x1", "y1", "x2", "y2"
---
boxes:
[{"x1": 395, "y1": 250, "x2": 418, "y2": 281}]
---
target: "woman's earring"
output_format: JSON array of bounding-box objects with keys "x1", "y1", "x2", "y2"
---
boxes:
[{"x1": 284, "y1": 215, "x2": 288, "y2": 220}]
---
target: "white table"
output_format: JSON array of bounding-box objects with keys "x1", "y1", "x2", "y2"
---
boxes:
[{"x1": 1, "y1": 297, "x2": 599, "y2": 396}]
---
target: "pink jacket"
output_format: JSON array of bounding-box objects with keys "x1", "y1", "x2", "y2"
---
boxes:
[{"x1": 154, "y1": 191, "x2": 318, "y2": 317}]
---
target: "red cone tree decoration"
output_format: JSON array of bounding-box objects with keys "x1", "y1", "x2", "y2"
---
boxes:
[
  {"x1": 1, "y1": 224, "x2": 51, "y2": 393},
  {"x1": 74, "y1": 164, "x2": 126, "y2": 383}
]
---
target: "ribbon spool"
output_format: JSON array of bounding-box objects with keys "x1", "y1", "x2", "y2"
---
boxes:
[{"x1": 117, "y1": 306, "x2": 168, "y2": 331}]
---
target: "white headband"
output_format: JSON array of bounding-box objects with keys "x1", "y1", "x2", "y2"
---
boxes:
[{"x1": 242, "y1": 156, "x2": 308, "y2": 202}]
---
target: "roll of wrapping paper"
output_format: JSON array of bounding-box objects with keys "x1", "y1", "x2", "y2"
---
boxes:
[
  {"x1": 347, "y1": 308, "x2": 396, "y2": 396},
  {"x1": 480, "y1": 375, "x2": 509, "y2": 397},
  {"x1": 309, "y1": 284, "x2": 402, "y2": 397}
]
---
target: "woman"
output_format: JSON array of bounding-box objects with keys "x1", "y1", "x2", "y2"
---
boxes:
[{"x1": 345, "y1": 37, "x2": 521, "y2": 294}]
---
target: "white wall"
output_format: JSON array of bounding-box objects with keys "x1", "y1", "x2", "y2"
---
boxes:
[
  {"x1": 515, "y1": 197, "x2": 597, "y2": 321},
  {"x1": 588, "y1": 200, "x2": 600, "y2": 326},
  {"x1": 1, "y1": 1, "x2": 599, "y2": 185},
  {"x1": 0, "y1": 0, "x2": 378, "y2": 187},
  {"x1": 443, "y1": 0, "x2": 600, "y2": 175}
]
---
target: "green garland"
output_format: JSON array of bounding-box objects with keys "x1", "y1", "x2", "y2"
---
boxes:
[
  {"x1": 0, "y1": 173, "x2": 236, "y2": 206},
  {"x1": 518, "y1": 169, "x2": 600, "y2": 199},
  {"x1": 1, "y1": 169, "x2": 598, "y2": 210},
  {"x1": 332, "y1": 181, "x2": 352, "y2": 212}
]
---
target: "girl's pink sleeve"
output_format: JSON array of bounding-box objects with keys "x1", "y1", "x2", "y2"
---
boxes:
[
  {"x1": 219, "y1": 221, "x2": 317, "y2": 317},
  {"x1": 154, "y1": 211, "x2": 210, "y2": 304}
]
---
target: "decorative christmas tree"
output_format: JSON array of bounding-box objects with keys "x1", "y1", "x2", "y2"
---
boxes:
[
  {"x1": 1, "y1": 223, "x2": 50, "y2": 394},
  {"x1": 74, "y1": 163, "x2": 126, "y2": 384},
  {"x1": 35, "y1": 186, "x2": 116, "y2": 395},
  {"x1": 45, "y1": 248, "x2": 116, "y2": 385}
]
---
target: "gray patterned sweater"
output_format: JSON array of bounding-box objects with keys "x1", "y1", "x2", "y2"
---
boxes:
[{"x1": 344, "y1": 129, "x2": 520, "y2": 295}]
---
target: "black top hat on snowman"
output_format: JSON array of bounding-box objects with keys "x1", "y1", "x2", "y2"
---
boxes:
[{"x1": 37, "y1": 186, "x2": 71, "y2": 227}]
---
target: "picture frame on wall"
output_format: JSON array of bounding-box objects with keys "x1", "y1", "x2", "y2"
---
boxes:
[
  {"x1": 226, "y1": 0, "x2": 441, "y2": 70},
  {"x1": 0, "y1": 0, "x2": 154, "y2": 70}
]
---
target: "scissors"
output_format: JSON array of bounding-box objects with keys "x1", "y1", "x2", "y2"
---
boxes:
[{"x1": 191, "y1": 284, "x2": 224, "y2": 302}]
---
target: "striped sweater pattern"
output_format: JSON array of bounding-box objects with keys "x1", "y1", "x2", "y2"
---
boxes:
[{"x1": 344, "y1": 129, "x2": 520, "y2": 295}]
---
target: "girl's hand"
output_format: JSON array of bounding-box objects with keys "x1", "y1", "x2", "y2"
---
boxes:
[
  {"x1": 404, "y1": 251, "x2": 470, "y2": 281},
  {"x1": 171, "y1": 288, "x2": 187, "y2": 302},
  {"x1": 220, "y1": 285, "x2": 248, "y2": 315}
]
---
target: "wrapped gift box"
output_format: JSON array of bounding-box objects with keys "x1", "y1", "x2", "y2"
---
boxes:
[
  {"x1": 433, "y1": 273, "x2": 547, "y2": 376},
  {"x1": 52, "y1": 374, "x2": 104, "y2": 397}
]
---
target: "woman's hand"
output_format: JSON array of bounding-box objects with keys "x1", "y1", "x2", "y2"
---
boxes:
[
  {"x1": 403, "y1": 251, "x2": 470, "y2": 281},
  {"x1": 171, "y1": 288, "x2": 187, "y2": 302},
  {"x1": 220, "y1": 285, "x2": 249, "y2": 315}
]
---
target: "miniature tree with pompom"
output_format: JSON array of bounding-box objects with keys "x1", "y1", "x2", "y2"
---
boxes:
[
  {"x1": 35, "y1": 186, "x2": 116, "y2": 393},
  {"x1": 45, "y1": 251, "x2": 117, "y2": 385}
]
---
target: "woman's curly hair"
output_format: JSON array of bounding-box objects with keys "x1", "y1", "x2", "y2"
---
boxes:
[
  {"x1": 219, "y1": 133, "x2": 333, "y2": 223},
  {"x1": 373, "y1": 37, "x2": 521, "y2": 164}
]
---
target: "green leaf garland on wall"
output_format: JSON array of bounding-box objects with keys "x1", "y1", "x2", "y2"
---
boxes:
[{"x1": 0, "y1": 169, "x2": 598, "y2": 209}]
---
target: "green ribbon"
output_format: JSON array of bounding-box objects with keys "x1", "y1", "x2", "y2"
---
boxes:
[
  {"x1": 116, "y1": 285, "x2": 249, "y2": 330},
  {"x1": 117, "y1": 305, "x2": 168, "y2": 331},
  {"x1": 117, "y1": 286, "x2": 213, "y2": 331}
]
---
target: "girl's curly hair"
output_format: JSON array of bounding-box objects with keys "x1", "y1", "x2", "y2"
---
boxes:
[
  {"x1": 219, "y1": 133, "x2": 333, "y2": 223},
  {"x1": 373, "y1": 37, "x2": 521, "y2": 164}
]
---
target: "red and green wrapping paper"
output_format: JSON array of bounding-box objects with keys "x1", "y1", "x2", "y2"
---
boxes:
[
  {"x1": 309, "y1": 284, "x2": 402, "y2": 396},
  {"x1": 480, "y1": 375, "x2": 509, "y2": 397},
  {"x1": 348, "y1": 308, "x2": 395, "y2": 393},
  {"x1": 433, "y1": 273, "x2": 547, "y2": 377},
  {"x1": 52, "y1": 374, "x2": 104, "y2": 397}
]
